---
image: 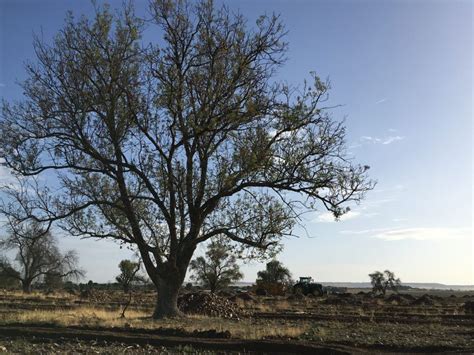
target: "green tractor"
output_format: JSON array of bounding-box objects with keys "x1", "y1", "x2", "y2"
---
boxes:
[{"x1": 292, "y1": 277, "x2": 325, "y2": 296}]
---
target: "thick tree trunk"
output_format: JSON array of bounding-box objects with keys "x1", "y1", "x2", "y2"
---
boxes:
[
  {"x1": 153, "y1": 279, "x2": 182, "y2": 318},
  {"x1": 145, "y1": 243, "x2": 195, "y2": 319},
  {"x1": 22, "y1": 280, "x2": 32, "y2": 293}
]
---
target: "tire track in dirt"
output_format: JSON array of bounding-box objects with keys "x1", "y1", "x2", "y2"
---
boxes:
[
  {"x1": 251, "y1": 312, "x2": 474, "y2": 326},
  {"x1": 0, "y1": 324, "x2": 353, "y2": 354}
]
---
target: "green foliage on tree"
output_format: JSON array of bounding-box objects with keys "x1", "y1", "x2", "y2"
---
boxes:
[
  {"x1": 0, "y1": 0, "x2": 373, "y2": 316},
  {"x1": 115, "y1": 259, "x2": 145, "y2": 293},
  {"x1": 115, "y1": 258, "x2": 146, "y2": 318},
  {"x1": 369, "y1": 270, "x2": 401, "y2": 295},
  {"x1": 44, "y1": 272, "x2": 64, "y2": 291},
  {"x1": 257, "y1": 260, "x2": 293, "y2": 286},
  {"x1": 189, "y1": 240, "x2": 243, "y2": 293},
  {"x1": 255, "y1": 259, "x2": 293, "y2": 295},
  {"x1": 0, "y1": 258, "x2": 21, "y2": 289}
]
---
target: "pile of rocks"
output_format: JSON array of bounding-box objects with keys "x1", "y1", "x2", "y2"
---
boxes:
[
  {"x1": 228, "y1": 292, "x2": 256, "y2": 303},
  {"x1": 386, "y1": 293, "x2": 415, "y2": 305},
  {"x1": 287, "y1": 293, "x2": 305, "y2": 301},
  {"x1": 463, "y1": 301, "x2": 474, "y2": 314},
  {"x1": 79, "y1": 289, "x2": 113, "y2": 303},
  {"x1": 411, "y1": 294, "x2": 437, "y2": 306},
  {"x1": 323, "y1": 294, "x2": 362, "y2": 306},
  {"x1": 178, "y1": 292, "x2": 243, "y2": 319}
]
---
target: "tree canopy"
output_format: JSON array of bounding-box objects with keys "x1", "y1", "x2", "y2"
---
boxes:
[
  {"x1": 116, "y1": 259, "x2": 146, "y2": 293},
  {"x1": 0, "y1": 220, "x2": 84, "y2": 292},
  {"x1": 369, "y1": 270, "x2": 401, "y2": 295},
  {"x1": 190, "y1": 239, "x2": 243, "y2": 293},
  {"x1": 0, "y1": 0, "x2": 373, "y2": 317},
  {"x1": 257, "y1": 259, "x2": 293, "y2": 285}
]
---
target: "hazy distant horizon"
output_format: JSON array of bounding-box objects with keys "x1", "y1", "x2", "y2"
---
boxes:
[{"x1": 233, "y1": 281, "x2": 474, "y2": 291}]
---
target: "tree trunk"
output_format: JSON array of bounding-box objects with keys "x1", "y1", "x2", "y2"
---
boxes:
[
  {"x1": 145, "y1": 245, "x2": 195, "y2": 319},
  {"x1": 121, "y1": 291, "x2": 133, "y2": 318},
  {"x1": 22, "y1": 280, "x2": 32, "y2": 293},
  {"x1": 210, "y1": 282, "x2": 217, "y2": 294},
  {"x1": 152, "y1": 278, "x2": 183, "y2": 319}
]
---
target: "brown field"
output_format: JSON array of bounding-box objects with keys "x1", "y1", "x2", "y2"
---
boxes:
[{"x1": 0, "y1": 288, "x2": 473, "y2": 354}]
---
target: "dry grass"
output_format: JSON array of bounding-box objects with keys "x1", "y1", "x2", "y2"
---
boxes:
[
  {"x1": 0, "y1": 307, "x2": 147, "y2": 327},
  {"x1": 0, "y1": 306, "x2": 309, "y2": 340},
  {"x1": 242, "y1": 298, "x2": 311, "y2": 313},
  {"x1": 0, "y1": 290, "x2": 75, "y2": 300}
]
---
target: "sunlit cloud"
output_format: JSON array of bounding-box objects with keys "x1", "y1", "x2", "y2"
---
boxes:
[
  {"x1": 340, "y1": 227, "x2": 391, "y2": 235},
  {"x1": 371, "y1": 184, "x2": 404, "y2": 194},
  {"x1": 350, "y1": 129, "x2": 405, "y2": 150},
  {"x1": 342, "y1": 227, "x2": 471, "y2": 241},
  {"x1": 0, "y1": 160, "x2": 14, "y2": 184},
  {"x1": 363, "y1": 212, "x2": 380, "y2": 218},
  {"x1": 382, "y1": 136, "x2": 404, "y2": 145},
  {"x1": 364, "y1": 197, "x2": 396, "y2": 206},
  {"x1": 315, "y1": 210, "x2": 360, "y2": 223},
  {"x1": 360, "y1": 135, "x2": 405, "y2": 145},
  {"x1": 0, "y1": 159, "x2": 20, "y2": 191}
]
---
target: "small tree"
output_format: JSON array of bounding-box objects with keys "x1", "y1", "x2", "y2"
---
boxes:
[
  {"x1": 257, "y1": 260, "x2": 293, "y2": 285},
  {"x1": 116, "y1": 259, "x2": 145, "y2": 293},
  {"x1": 255, "y1": 260, "x2": 292, "y2": 295},
  {"x1": 0, "y1": 220, "x2": 84, "y2": 293},
  {"x1": 369, "y1": 270, "x2": 401, "y2": 296},
  {"x1": 189, "y1": 240, "x2": 243, "y2": 293},
  {"x1": 115, "y1": 259, "x2": 146, "y2": 317}
]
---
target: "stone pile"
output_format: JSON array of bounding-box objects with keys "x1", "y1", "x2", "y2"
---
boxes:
[
  {"x1": 411, "y1": 294, "x2": 437, "y2": 306},
  {"x1": 79, "y1": 289, "x2": 113, "y2": 303},
  {"x1": 463, "y1": 300, "x2": 474, "y2": 314},
  {"x1": 386, "y1": 293, "x2": 414, "y2": 305},
  {"x1": 178, "y1": 292, "x2": 243, "y2": 319},
  {"x1": 228, "y1": 292, "x2": 256, "y2": 303}
]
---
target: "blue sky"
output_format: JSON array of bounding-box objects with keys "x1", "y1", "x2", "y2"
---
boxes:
[{"x1": 0, "y1": 0, "x2": 472, "y2": 284}]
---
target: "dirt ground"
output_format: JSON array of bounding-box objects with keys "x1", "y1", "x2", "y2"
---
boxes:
[{"x1": 0, "y1": 288, "x2": 473, "y2": 354}]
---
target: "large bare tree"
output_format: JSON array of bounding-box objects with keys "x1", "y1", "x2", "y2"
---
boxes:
[
  {"x1": 0, "y1": 0, "x2": 373, "y2": 317},
  {"x1": 0, "y1": 220, "x2": 84, "y2": 293}
]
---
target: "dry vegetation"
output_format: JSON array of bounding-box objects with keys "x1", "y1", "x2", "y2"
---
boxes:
[
  {"x1": 0, "y1": 305, "x2": 310, "y2": 340},
  {"x1": 0, "y1": 288, "x2": 473, "y2": 353}
]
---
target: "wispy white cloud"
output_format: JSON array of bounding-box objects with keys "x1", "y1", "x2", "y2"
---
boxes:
[
  {"x1": 0, "y1": 159, "x2": 17, "y2": 188},
  {"x1": 360, "y1": 135, "x2": 405, "y2": 145},
  {"x1": 360, "y1": 136, "x2": 381, "y2": 143},
  {"x1": 340, "y1": 227, "x2": 391, "y2": 235},
  {"x1": 375, "y1": 98, "x2": 387, "y2": 104},
  {"x1": 352, "y1": 129, "x2": 406, "y2": 149},
  {"x1": 371, "y1": 184, "x2": 405, "y2": 195},
  {"x1": 0, "y1": 83, "x2": 5, "y2": 88},
  {"x1": 314, "y1": 197, "x2": 389, "y2": 224},
  {"x1": 382, "y1": 136, "x2": 404, "y2": 145},
  {"x1": 315, "y1": 210, "x2": 360, "y2": 223},
  {"x1": 363, "y1": 212, "x2": 380, "y2": 218},
  {"x1": 374, "y1": 227, "x2": 471, "y2": 241},
  {"x1": 342, "y1": 227, "x2": 471, "y2": 241}
]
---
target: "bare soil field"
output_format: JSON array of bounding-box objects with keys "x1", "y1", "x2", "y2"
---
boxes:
[{"x1": 0, "y1": 288, "x2": 473, "y2": 354}]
